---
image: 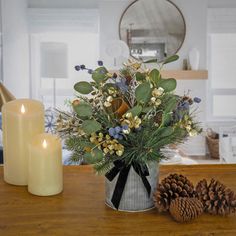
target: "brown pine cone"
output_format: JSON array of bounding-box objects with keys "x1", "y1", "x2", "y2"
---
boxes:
[
  {"x1": 154, "y1": 173, "x2": 196, "y2": 212},
  {"x1": 196, "y1": 179, "x2": 236, "y2": 216},
  {"x1": 170, "y1": 197, "x2": 204, "y2": 223}
]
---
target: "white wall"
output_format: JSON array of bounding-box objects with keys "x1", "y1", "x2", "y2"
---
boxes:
[
  {"x1": 2, "y1": 0, "x2": 30, "y2": 98},
  {"x1": 208, "y1": 0, "x2": 236, "y2": 8},
  {"x1": 3, "y1": 0, "x2": 234, "y2": 154}
]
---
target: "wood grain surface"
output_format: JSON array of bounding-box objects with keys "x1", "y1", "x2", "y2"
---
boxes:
[
  {"x1": 0, "y1": 164, "x2": 236, "y2": 236},
  {"x1": 110, "y1": 70, "x2": 208, "y2": 80}
]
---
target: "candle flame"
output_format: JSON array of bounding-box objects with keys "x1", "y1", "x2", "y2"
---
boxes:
[
  {"x1": 42, "y1": 139, "x2": 47, "y2": 149},
  {"x1": 21, "y1": 104, "x2": 26, "y2": 114}
]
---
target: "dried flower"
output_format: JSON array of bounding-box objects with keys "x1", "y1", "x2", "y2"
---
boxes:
[
  {"x1": 122, "y1": 113, "x2": 141, "y2": 129},
  {"x1": 152, "y1": 87, "x2": 164, "y2": 97},
  {"x1": 150, "y1": 97, "x2": 162, "y2": 107},
  {"x1": 89, "y1": 133, "x2": 124, "y2": 156}
]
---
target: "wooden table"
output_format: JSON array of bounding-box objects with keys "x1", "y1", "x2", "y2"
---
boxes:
[{"x1": 1, "y1": 164, "x2": 236, "y2": 236}]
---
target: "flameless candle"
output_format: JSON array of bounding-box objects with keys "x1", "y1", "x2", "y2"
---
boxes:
[
  {"x1": 28, "y1": 133, "x2": 63, "y2": 196},
  {"x1": 2, "y1": 99, "x2": 44, "y2": 185}
]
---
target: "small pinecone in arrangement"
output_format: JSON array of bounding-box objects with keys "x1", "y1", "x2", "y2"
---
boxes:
[
  {"x1": 196, "y1": 179, "x2": 236, "y2": 216},
  {"x1": 154, "y1": 173, "x2": 196, "y2": 212},
  {"x1": 169, "y1": 197, "x2": 204, "y2": 223}
]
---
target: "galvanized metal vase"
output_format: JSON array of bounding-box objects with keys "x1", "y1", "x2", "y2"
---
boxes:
[{"x1": 105, "y1": 162, "x2": 159, "y2": 212}]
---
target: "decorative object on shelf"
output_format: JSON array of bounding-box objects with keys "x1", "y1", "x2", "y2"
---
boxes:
[
  {"x1": 182, "y1": 59, "x2": 188, "y2": 70},
  {"x1": 2, "y1": 99, "x2": 44, "y2": 186},
  {"x1": 196, "y1": 179, "x2": 236, "y2": 216},
  {"x1": 56, "y1": 55, "x2": 201, "y2": 211},
  {"x1": 40, "y1": 42, "x2": 68, "y2": 108},
  {"x1": 105, "y1": 40, "x2": 129, "y2": 67},
  {"x1": 0, "y1": 82, "x2": 15, "y2": 111},
  {"x1": 188, "y1": 48, "x2": 200, "y2": 70},
  {"x1": 154, "y1": 173, "x2": 196, "y2": 212},
  {"x1": 169, "y1": 197, "x2": 203, "y2": 223},
  {"x1": 28, "y1": 133, "x2": 63, "y2": 196},
  {"x1": 119, "y1": 0, "x2": 186, "y2": 61},
  {"x1": 206, "y1": 128, "x2": 219, "y2": 159}
]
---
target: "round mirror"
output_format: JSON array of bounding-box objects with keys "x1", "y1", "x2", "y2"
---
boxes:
[{"x1": 119, "y1": 0, "x2": 186, "y2": 61}]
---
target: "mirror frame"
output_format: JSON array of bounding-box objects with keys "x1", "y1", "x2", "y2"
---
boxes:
[{"x1": 118, "y1": 0, "x2": 186, "y2": 61}]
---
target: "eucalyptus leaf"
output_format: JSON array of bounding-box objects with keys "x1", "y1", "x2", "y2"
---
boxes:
[
  {"x1": 82, "y1": 120, "x2": 102, "y2": 134},
  {"x1": 74, "y1": 81, "x2": 93, "y2": 94},
  {"x1": 158, "y1": 78, "x2": 177, "y2": 92},
  {"x1": 163, "y1": 55, "x2": 179, "y2": 65},
  {"x1": 135, "y1": 82, "x2": 152, "y2": 104},
  {"x1": 73, "y1": 102, "x2": 92, "y2": 117},
  {"x1": 165, "y1": 97, "x2": 178, "y2": 113},
  {"x1": 136, "y1": 72, "x2": 146, "y2": 81},
  {"x1": 158, "y1": 127, "x2": 174, "y2": 138},
  {"x1": 143, "y1": 58, "x2": 159, "y2": 64},
  {"x1": 102, "y1": 83, "x2": 118, "y2": 92},
  {"x1": 150, "y1": 69, "x2": 160, "y2": 85},
  {"x1": 92, "y1": 66, "x2": 108, "y2": 84},
  {"x1": 127, "y1": 105, "x2": 142, "y2": 117},
  {"x1": 161, "y1": 113, "x2": 172, "y2": 126}
]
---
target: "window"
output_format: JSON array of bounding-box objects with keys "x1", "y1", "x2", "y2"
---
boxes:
[
  {"x1": 208, "y1": 33, "x2": 236, "y2": 120},
  {"x1": 29, "y1": 9, "x2": 99, "y2": 110}
]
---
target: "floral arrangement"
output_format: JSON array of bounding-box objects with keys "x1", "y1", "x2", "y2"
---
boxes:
[{"x1": 56, "y1": 55, "x2": 202, "y2": 173}]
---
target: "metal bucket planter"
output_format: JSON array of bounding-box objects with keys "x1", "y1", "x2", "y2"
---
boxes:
[{"x1": 105, "y1": 162, "x2": 159, "y2": 212}]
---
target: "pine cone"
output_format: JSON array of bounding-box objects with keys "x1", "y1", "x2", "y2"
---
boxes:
[
  {"x1": 196, "y1": 179, "x2": 236, "y2": 216},
  {"x1": 154, "y1": 173, "x2": 196, "y2": 212},
  {"x1": 170, "y1": 197, "x2": 203, "y2": 223}
]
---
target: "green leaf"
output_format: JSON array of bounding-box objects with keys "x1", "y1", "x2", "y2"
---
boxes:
[
  {"x1": 158, "y1": 127, "x2": 174, "y2": 138},
  {"x1": 84, "y1": 148, "x2": 104, "y2": 164},
  {"x1": 73, "y1": 102, "x2": 92, "y2": 117},
  {"x1": 158, "y1": 78, "x2": 177, "y2": 92},
  {"x1": 149, "y1": 69, "x2": 160, "y2": 85},
  {"x1": 102, "y1": 83, "x2": 118, "y2": 92},
  {"x1": 142, "y1": 106, "x2": 153, "y2": 113},
  {"x1": 135, "y1": 82, "x2": 152, "y2": 104},
  {"x1": 161, "y1": 113, "x2": 172, "y2": 126},
  {"x1": 163, "y1": 55, "x2": 179, "y2": 65},
  {"x1": 74, "y1": 81, "x2": 93, "y2": 94},
  {"x1": 143, "y1": 58, "x2": 158, "y2": 64},
  {"x1": 82, "y1": 120, "x2": 102, "y2": 134},
  {"x1": 136, "y1": 72, "x2": 146, "y2": 81},
  {"x1": 165, "y1": 97, "x2": 178, "y2": 113},
  {"x1": 127, "y1": 105, "x2": 142, "y2": 117},
  {"x1": 92, "y1": 67, "x2": 108, "y2": 84}
]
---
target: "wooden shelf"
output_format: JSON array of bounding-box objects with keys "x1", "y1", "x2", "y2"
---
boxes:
[
  {"x1": 111, "y1": 70, "x2": 208, "y2": 80},
  {"x1": 161, "y1": 70, "x2": 208, "y2": 80}
]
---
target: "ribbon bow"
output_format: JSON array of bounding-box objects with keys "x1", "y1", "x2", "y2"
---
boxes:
[{"x1": 105, "y1": 160, "x2": 151, "y2": 209}]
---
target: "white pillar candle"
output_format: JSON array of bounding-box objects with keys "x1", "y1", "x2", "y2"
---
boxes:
[
  {"x1": 28, "y1": 133, "x2": 63, "y2": 196},
  {"x1": 2, "y1": 99, "x2": 44, "y2": 185}
]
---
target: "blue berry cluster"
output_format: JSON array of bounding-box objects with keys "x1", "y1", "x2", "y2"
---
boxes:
[
  {"x1": 174, "y1": 96, "x2": 201, "y2": 122},
  {"x1": 74, "y1": 61, "x2": 104, "y2": 74},
  {"x1": 193, "y1": 97, "x2": 201, "y2": 103},
  {"x1": 108, "y1": 125, "x2": 129, "y2": 140},
  {"x1": 74, "y1": 64, "x2": 93, "y2": 74}
]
